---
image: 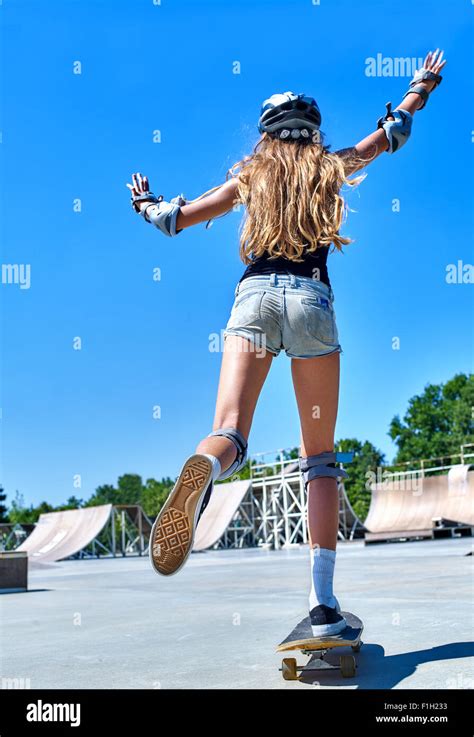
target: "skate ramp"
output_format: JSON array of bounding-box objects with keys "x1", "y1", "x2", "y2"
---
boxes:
[
  {"x1": 16, "y1": 505, "x2": 112, "y2": 565},
  {"x1": 193, "y1": 480, "x2": 252, "y2": 551},
  {"x1": 364, "y1": 465, "x2": 474, "y2": 537}
]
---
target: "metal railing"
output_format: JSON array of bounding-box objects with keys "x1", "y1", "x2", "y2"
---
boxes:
[{"x1": 376, "y1": 444, "x2": 474, "y2": 482}]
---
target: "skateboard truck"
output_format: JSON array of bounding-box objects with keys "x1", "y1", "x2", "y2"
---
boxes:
[
  {"x1": 280, "y1": 651, "x2": 358, "y2": 681},
  {"x1": 277, "y1": 612, "x2": 363, "y2": 681}
]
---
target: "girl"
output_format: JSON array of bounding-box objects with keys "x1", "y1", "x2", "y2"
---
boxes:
[{"x1": 127, "y1": 49, "x2": 446, "y2": 636}]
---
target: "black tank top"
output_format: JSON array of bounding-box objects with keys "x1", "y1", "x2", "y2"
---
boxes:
[{"x1": 240, "y1": 246, "x2": 330, "y2": 287}]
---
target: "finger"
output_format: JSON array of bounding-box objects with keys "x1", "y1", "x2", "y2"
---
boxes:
[
  {"x1": 136, "y1": 172, "x2": 145, "y2": 192},
  {"x1": 424, "y1": 51, "x2": 432, "y2": 67},
  {"x1": 437, "y1": 49, "x2": 444, "y2": 65},
  {"x1": 143, "y1": 175, "x2": 150, "y2": 191},
  {"x1": 132, "y1": 173, "x2": 142, "y2": 193},
  {"x1": 139, "y1": 173, "x2": 147, "y2": 192},
  {"x1": 431, "y1": 48, "x2": 440, "y2": 67}
]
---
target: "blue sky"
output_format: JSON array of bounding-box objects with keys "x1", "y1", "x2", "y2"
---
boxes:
[{"x1": 1, "y1": 0, "x2": 472, "y2": 507}]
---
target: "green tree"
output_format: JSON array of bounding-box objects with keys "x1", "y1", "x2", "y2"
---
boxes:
[
  {"x1": 141, "y1": 477, "x2": 174, "y2": 517},
  {"x1": 8, "y1": 492, "x2": 54, "y2": 524},
  {"x1": 389, "y1": 373, "x2": 474, "y2": 464},
  {"x1": 87, "y1": 475, "x2": 145, "y2": 507},
  {"x1": 85, "y1": 484, "x2": 117, "y2": 506},
  {"x1": 117, "y1": 474, "x2": 144, "y2": 504},
  {"x1": 85, "y1": 474, "x2": 177, "y2": 514},
  {"x1": 336, "y1": 438, "x2": 386, "y2": 522},
  {"x1": 57, "y1": 496, "x2": 84, "y2": 510},
  {"x1": 0, "y1": 486, "x2": 8, "y2": 522}
]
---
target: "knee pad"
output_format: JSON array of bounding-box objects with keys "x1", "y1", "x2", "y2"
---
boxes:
[
  {"x1": 299, "y1": 451, "x2": 353, "y2": 487},
  {"x1": 207, "y1": 427, "x2": 248, "y2": 481}
]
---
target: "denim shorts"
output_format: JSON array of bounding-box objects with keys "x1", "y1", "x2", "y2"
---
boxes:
[{"x1": 223, "y1": 273, "x2": 341, "y2": 358}]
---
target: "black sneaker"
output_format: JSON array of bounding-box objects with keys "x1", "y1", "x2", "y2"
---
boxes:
[{"x1": 310, "y1": 604, "x2": 347, "y2": 637}]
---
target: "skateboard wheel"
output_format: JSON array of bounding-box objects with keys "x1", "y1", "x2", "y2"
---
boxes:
[
  {"x1": 340, "y1": 655, "x2": 356, "y2": 678},
  {"x1": 281, "y1": 658, "x2": 298, "y2": 681}
]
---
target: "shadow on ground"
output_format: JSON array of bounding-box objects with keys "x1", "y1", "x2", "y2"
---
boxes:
[
  {"x1": 296, "y1": 642, "x2": 474, "y2": 688},
  {"x1": 0, "y1": 589, "x2": 51, "y2": 595}
]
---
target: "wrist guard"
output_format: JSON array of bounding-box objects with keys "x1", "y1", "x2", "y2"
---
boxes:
[
  {"x1": 131, "y1": 191, "x2": 187, "y2": 237},
  {"x1": 403, "y1": 67, "x2": 443, "y2": 110}
]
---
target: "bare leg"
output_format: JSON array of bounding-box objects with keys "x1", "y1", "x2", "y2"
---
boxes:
[
  {"x1": 150, "y1": 335, "x2": 273, "y2": 576},
  {"x1": 196, "y1": 335, "x2": 274, "y2": 473},
  {"x1": 291, "y1": 351, "x2": 340, "y2": 550}
]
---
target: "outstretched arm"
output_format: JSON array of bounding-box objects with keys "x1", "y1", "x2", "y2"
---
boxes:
[
  {"x1": 337, "y1": 49, "x2": 447, "y2": 175},
  {"x1": 126, "y1": 174, "x2": 239, "y2": 236},
  {"x1": 176, "y1": 178, "x2": 239, "y2": 230}
]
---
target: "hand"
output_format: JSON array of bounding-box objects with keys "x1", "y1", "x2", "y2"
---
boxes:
[
  {"x1": 126, "y1": 172, "x2": 155, "y2": 213},
  {"x1": 417, "y1": 48, "x2": 447, "y2": 91}
]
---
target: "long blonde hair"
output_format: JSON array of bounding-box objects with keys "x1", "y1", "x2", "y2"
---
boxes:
[{"x1": 192, "y1": 132, "x2": 373, "y2": 263}]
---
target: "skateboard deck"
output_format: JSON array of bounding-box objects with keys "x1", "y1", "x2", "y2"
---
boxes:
[{"x1": 277, "y1": 611, "x2": 363, "y2": 680}]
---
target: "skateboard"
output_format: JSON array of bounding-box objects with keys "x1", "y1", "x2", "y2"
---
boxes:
[{"x1": 277, "y1": 611, "x2": 363, "y2": 681}]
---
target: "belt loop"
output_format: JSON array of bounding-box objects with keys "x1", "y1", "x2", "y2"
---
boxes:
[
  {"x1": 270, "y1": 273, "x2": 276, "y2": 287},
  {"x1": 290, "y1": 273, "x2": 296, "y2": 287}
]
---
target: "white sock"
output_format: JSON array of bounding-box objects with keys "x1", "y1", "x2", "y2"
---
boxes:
[
  {"x1": 203, "y1": 454, "x2": 221, "y2": 482},
  {"x1": 309, "y1": 546, "x2": 339, "y2": 611}
]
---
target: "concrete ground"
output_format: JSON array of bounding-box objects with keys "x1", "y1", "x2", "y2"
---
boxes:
[{"x1": 1, "y1": 538, "x2": 473, "y2": 690}]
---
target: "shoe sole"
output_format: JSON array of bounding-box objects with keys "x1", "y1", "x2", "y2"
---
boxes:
[{"x1": 149, "y1": 454, "x2": 213, "y2": 576}]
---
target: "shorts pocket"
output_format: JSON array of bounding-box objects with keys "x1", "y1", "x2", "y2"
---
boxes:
[
  {"x1": 300, "y1": 296, "x2": 337, "y2": 345},
  {"x1": 227, "y1": 289, "x2": 265, "y2": 327}
]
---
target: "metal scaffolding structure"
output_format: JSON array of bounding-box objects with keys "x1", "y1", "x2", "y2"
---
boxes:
[
  {"x1": 213, "y1": 449, "x2": 365, "y2": 550},
  {"x1": 76, "y1": 505, "x2": 154, "y2": 559},
  {"x1": 249, "y1": 452, "x2": 307, "y2": 549},
  {"x1": 0, "y1": 523, "x2": 35, "y2": 552},
  {"x1": 68, "y1": 444, "x2": 473, "y2": 554},
  {"x1": 213, "y1": 488, "x2": 255, "y2": 550},
  {"x1": 250, "y1": 450, "x2": 364, "y2": 548},
  {"x1": 12, "y1": 450, "x2": 366, "y2": 560}
]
